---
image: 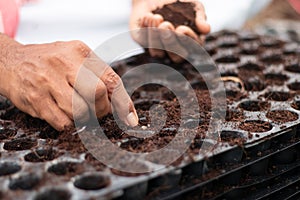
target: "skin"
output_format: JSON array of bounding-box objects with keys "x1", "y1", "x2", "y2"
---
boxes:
[{"x1": 0, "y1": 0, "x2": 209, "y2": 131}]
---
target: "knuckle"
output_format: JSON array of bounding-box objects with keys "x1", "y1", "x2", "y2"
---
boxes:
[
  {"x1": 102, "y1": 68, "x2": 122, "y2": 93},
  {"x1": 27, "y1": 92, "x2": 40, "y2": 103},
  {"x1": 70, "y1": 40, "x2": 91, "y2": 58}
]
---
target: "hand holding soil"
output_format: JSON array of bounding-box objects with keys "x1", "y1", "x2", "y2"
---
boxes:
[
  {"x1": 130, "y1": 0, "x2": 210, "y2": 63},
  {"x1": 0, "y1": 34, "x2": 138, "y2": 130}
]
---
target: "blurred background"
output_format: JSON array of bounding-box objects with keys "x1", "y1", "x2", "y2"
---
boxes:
[{"x1": 15, "y1": 0, "x2": 299, "y2": 50}]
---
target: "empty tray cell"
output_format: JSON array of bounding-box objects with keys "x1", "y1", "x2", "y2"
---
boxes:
[
  {"x1": 264, "y1": 91, "x2": 292, "y2": 102},
  {"x1": 0, "y1": 162, "x2": 21, "y2": 176},
  {"x1": 238, "y1": 62, "x2": 263, "y2": 72},
  {"x1": 243, "y1": 76, "x2": 266, "y2": 91},
  {"x1": 240, "y1": 42, "x2": 260, "y2": 55},
  {"x1": 265, "y1": 73, "x2": 288, "y2": 85},
  {"x1": 260, "y1": 50, "x2": 283, "y2": 64},
  {"x1": 288, "y1": 82, "x2": 300, "y2": 91},
  {"x1": 216, "y1": 54, "x2": 240, "y2": 64},
  {"x1": 48, "y1": 161, "x2": 82, "y2": 176},
  {"x1": 239, "y1": 100, "x2": 270, "y2": 112},
  {"x1": 285, "y1": 58, "x2": 300, "y2": 73},
  {"x1": 261, "y1": 37, "x2": 282, "y2": 48},
  {"x1": 24, "y1": 149, "x2": 60, "y2": 162},
  {"x1": 218, "y1": 36, "x2": 239, "y2": 48},
  {"x1": 110, "y1": 160, "x2": 150, "y2": 177},
  {"x1": 239, "y1": 120, "x2": 272, "y2": 133},
  {"x1": 0, "y1": 128, "x2": 17, "y2": 140},
  {"x1": 220, "y1": 131, "x2": 247, "y2": 145},
  {"x1": 34, "y1": 188, "x2": 71, "y2": 200},
  {"x1": 239, "y1": 33, "x2": 259, "y2": 42},
  {"x1": 9, "y1": 173, "x2": 40, "y2": 190},
  {"x1": 73, "y1": 174, "x2": 110, "y2": 190},
  {"x1": 3, "y1": 138, "x2": 37, "y2": 151},
  {"x1": 283, "y1": 43, "x2": 299, "y2": 55},
  {"x1": 266, "y1": 110, "x2": 298, "y2": 123}
]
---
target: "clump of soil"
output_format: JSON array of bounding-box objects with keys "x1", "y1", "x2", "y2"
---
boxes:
[
  {"x1": 153, "y1": 1, "x2": 199, "y2": 34},
  {"x1": 266, "y1": 110, "x2": 298, "y2": 123}
]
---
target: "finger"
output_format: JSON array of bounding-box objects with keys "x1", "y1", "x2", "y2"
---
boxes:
[
  {"x1": 158, "y1": 21, "x2": 188, "y2": 63},
  {"x1": 175, "y1": 25, "x2": 199, "y2": 41},
  {"x1": 131, "y1": 13, "x2": 153, "y2": 47},
  {"x1": 148, "y1": 14, "x2": 165, "y2": 58},
  {"x1": 69, "y1": 66, "x2": 111, "y2": 119},
  {"x1": 35, "y1": 97, "x2": 73, "y2": 131},
  {"x1": 101, "y1": 67, "x2": 138, "y2": 127},
  {"x1": 193, "y1": 1, "x2": 211, "y2": 34},
  {"x1": 79, "y1": 54, "x2": 138, "y2": 127},
  {"x1": 50, "y1": 82, "x2": 90, "y2": 123}
]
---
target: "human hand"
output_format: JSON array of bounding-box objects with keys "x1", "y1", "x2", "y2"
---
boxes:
[
  {"x1": 0, "y1": 36, "x2": 138, "y2": 130},
  {"x1": 130, "y1": 0, "x2": 210, "y2": 63}
]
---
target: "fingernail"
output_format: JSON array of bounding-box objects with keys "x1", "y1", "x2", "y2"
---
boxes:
[{"x1": 126, "y1": 112, "x2": 138, "y2": 127}]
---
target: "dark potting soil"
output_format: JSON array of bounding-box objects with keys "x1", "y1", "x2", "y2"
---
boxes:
[
  {"x1": 239, "y1": 121, "x2": 272, "y2": 133},
  {"x1": 266, "y1": 110, "x2": 298, "y2": 123},
  {"x1": 153, "y1": 1, "x2": 199, "y2": 34}
]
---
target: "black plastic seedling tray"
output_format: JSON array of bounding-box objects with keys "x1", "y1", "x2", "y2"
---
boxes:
[{"x1": 0, "y1": 30, "x2": 299, "y2": 200}]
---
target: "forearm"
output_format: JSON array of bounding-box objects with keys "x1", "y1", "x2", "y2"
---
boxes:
[{"x1": 0, "y1": 33, "x2": 21, "y2": 97}]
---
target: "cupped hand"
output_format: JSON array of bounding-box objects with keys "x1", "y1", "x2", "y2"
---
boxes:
[
  {"x1": 130, "y1": 0, "x2": 210, "y2": 63},
  {"x1": 0, "y1": 39, "x2": 138, "y2": 130}
]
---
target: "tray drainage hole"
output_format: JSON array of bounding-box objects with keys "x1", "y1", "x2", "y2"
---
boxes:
[
  {"x1": 266, "y1": 110, "x2": 298, "y2": 123},
  {"x1": 239, "y1": 120, "x2": 272, "y2": 133},
  {"x1": 0, "y1": 128, "x2": 17, "y2": 140},
  {"x1": 48, "y1": 162, "x2": 82, "y2": 176},
  {"x1": 216, "y1": 55, "x2": 240, "y2": 64},
  {"x1": 9, "y1": 173, "x2": 40, "y2": 190},
  {"x1": 239, "y1": 100, "x2": 270, "y2": 111},
  {"x1": 264, "y1": 91, "x2": 292, "y2": 101},
  {"x1": 0, "y1": 162, "x2": 21, "y2": 176},
  {"x1": 3, "y1": 138, "x2": 37, "y2": 151},
  {"x1": 288, "y1": 82, "x2": 300, "y2": 91},
  {"x1": 34, "y1": 189, "x2": 71, "y2": 200},
  {"x1": 24, "y1": 149, "x2": 59, "y2": 162},
  {"x1": 74, "y1": 174, "x2": 110, "y2": 190},
  {"x1": 220, "y1": 131, "x2": 247, "y2": 144}
]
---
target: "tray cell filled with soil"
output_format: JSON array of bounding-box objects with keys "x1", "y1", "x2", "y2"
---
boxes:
[{"x1": 24, "y1": 149, "x2": 60, "y2": 162}]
